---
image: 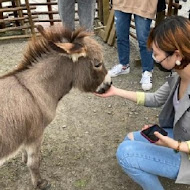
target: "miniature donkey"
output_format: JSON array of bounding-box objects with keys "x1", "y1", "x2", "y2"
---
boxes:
[{"x1": 0, "y1": 25, "x2": 111, "y2": 189}]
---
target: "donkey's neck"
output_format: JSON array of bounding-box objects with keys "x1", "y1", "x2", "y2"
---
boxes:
[{"x1": 17, "y1": 53, "x2": 73, "y2": 112}]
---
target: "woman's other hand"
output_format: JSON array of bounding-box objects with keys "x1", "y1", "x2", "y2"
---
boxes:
[{"x1": 154, "y1": 131, "x2": 178, "y2": 149}]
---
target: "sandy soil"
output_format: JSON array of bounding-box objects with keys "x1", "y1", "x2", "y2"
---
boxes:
[{"x1": 0, "y1": 3, "x2": 190, "y2": 189}]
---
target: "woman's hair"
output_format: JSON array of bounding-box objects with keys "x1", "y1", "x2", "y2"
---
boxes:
[{"x1": 147, "y1": 15, "x2": 190, "y2": 69}]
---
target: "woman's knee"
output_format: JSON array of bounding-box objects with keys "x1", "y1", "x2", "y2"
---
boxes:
[
  {"x1": 123, "y1": 132, "x2": 134, "y2": 141},
  {"x1": 127, "y1": 132, "x2": 134, "y2": 140},
  {"x1": 116, "y1": 140, "x2": 133, "y2": 163}
]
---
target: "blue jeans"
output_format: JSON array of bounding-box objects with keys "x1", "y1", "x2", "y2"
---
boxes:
[
  {"x1": 116, "y1": 129, "x2": 181, "y2": 190},
  {"x1": 58, "y1": 0, "x2": 95, "y2": 31},
  {"x1": 115, "y1": 11, "x2": 154, "y2": 72}
]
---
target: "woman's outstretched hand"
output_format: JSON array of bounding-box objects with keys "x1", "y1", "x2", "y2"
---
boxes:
[{"x1": 94, "y1": 85, "x2": 117, "y2": 98}]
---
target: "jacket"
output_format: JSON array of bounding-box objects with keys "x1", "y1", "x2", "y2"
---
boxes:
[
  {"x1": 112, "y1": 0, "x2": 158, "y2": 19},
  {"x1": 145, "y1": 72, "x2": 190, "y2": 184}
]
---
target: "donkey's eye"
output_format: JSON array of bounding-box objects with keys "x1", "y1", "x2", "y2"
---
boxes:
[{"x1": 94, "y1": 62, "x2": 102, "y2": 68}]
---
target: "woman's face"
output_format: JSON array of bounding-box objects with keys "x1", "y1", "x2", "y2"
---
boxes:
[{"x1": 152, "y1": 42, "x2": 177, "y2": 70}]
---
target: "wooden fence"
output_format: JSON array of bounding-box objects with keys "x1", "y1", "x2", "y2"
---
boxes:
[
  {"x1": 0, "y1": 0, "x2": 109, "y2": 40},
  {"x1": 0, "y1": 0, "x2": 36, "y2": 40},
  {"x1": 0, "y1": 0, "x2": 184, "y2": 41}
]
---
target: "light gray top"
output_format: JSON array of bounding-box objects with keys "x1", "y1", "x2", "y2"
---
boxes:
[{"x1": 144, "y1": 72, "x2": 190, "y2": 184}]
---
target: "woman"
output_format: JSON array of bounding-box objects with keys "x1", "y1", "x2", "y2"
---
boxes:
[{"x1": 96, "y1": 16, "x2": 190, "y2": 190}]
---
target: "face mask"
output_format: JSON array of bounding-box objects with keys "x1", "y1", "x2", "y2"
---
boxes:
[{"x1": 152, "y1": 53, "x2": 173, "y2": 72}]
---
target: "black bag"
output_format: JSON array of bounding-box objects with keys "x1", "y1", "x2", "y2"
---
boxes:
[{"x1": 157, "y1": 0, "x2": 166, "y2": 12}]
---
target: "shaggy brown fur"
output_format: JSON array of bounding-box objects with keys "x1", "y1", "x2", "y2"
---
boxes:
[{"x1": 0, "y1": 25, "x2": 111, "y2": 189}]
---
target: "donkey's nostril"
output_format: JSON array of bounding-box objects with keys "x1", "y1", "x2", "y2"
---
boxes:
[
  {"x1": 95, "y1": 73, "x2": 112, "y2": 94},
  {"x1": 104, "y1": 83, "x2": 112, "y2": 91},
  {"x1": 97, "y1": 88, "x2": 105, "y2": 94},
  {"x1": 96, "y1": 82, "x2": 112, "y2": 94}
]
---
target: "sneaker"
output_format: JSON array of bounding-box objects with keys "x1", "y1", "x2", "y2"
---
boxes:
[
  {"x1": 140, "y1": 71, "x2": 152, "y2": 91},
  {"x1": 108, "y1": 64, "x2": 130, "y2": 77}
]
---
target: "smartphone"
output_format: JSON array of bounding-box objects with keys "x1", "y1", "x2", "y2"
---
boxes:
[{"x1": 141, "y1": 124, "x2": 168, "y2": 143}]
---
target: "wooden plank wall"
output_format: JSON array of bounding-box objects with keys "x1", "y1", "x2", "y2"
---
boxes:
[{"x1": 0, "y1": 0, "x2": 36, "y2": 40}]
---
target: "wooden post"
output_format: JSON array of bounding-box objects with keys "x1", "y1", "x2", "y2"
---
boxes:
[
  {"x1": 15, "y1": 0, "x2": 26, "y2": 34},
  {"x1": 103, "y1": 9, "x2": 114, "y2": 42},
  {"x1": 155, "y1": 11, "x2": 165, "y2": 26},
  {"x1": 47, "y1": 0, "x2": 54, "y2": 26},
  {"x1": 25, "y1": 0, "x2": 35, "y2": 35},
  {"x1": 167, "y1": 0, "x2": 173, "y2": 16},
  {"x1": 107, "y1": 23, "x2": 115, "y2": 46},
  {"x1": 102, "y1": 0, "x2": 109, "y2": 26},
  {"x1": 11, "y1": 0, "x2": 20, "y2": 26},
  {"x1": 0, "y1": 2, "x2": 5, "y2": 29},
  {"x1": 97, "y1": 0, "x2": 103, "y2": 24}
]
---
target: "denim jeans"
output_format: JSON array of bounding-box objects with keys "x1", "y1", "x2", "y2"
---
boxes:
[
  {"x1": 115, "y1": 11, "x2": 154, "y2": 72},
  {"x1": 116, "y1": 129, "x2": 181, "y2": 190},
  {"x1": 58, "y1": 0, "x2": 96, "y2": 31}
]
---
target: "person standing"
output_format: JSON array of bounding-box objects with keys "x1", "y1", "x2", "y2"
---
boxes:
[
  {"x1": 109, "y1": 0, "x2": 158, "y2": 91},
  {"x1": 58, "y1": 0, "x2": 96, "y2": 31}
]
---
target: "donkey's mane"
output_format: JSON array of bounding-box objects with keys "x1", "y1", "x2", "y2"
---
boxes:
[{"x1": 0, "y1": 26, "x2": 90, "y2": 79}]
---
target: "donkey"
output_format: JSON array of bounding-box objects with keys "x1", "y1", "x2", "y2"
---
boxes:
[{"x1": 0, "y1": 25, "x2": 111, "y2": 189}]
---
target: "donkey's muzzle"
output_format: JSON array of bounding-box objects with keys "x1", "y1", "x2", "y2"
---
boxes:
[{"x1": 96, "y1": 74, "x2": 112, "y2": 94}]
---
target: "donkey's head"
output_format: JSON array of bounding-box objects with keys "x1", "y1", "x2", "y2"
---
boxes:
[{"x1": 37, "y1": 25, "x2": 112, "y2": 94}]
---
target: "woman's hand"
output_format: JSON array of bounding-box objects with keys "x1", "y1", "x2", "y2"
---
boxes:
[
  {"x1": 94, "y1": 85, "x2": 117, "y2": 98},
  {"x1": 154, "y1": 131, "x2": 178, "y2": 149},
  {"x1": 155, "y1": 132, "x2": 190, "y2": 153},
  {"x1": 94, "y1": 85, "x2": 138, "y2": 103}
]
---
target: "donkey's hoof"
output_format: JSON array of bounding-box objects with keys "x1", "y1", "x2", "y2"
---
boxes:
[{"x1": 37, "y1": 179, "x2": 51, "y2": 190}]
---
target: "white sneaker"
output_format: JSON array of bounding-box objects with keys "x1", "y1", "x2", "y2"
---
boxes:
[
  {"x1": 108, "y1": 64, "x2": 130, "y2": 77},
  {"x1": 140, "y1": 71, "x2": 152, "y2": 91}
]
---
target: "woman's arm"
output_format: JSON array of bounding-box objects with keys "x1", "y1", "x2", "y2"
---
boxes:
[
  {"x1": 95, "y1": 85, "x2": 138, "y2": 103},
  {"x1": 154, "y1": 132, "x2": 190, "y2": 154},
  {"x1": 96, "y1": 80, "x2": 171, "y2": 107}
]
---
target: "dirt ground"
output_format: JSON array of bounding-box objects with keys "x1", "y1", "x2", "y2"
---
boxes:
[{"x1": 0, "y1": 33, "x2": 190, "y2": 190}]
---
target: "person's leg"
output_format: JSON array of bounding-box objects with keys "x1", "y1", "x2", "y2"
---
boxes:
[
  {"x1": 77, "y1": 0, "x2": 96, "y2": 31},
  {"x1": 134, "y1": 15, "x2": 153, "y2": 72},
  {"x1": 134, "y1": 15, "x2": 154, "y2": 91},
  {"x1": 115, "y1": 11, "x2": 131, "y2": 67},
  {"x1": 58, "y1": 0, "x2": 75, "y2": 30},
  {"x1": 117, "y1": 129, "x2": 181, "y2": 190},
  {"x1": 108, "y1": 11, "x2": 131, "y2": 77}
]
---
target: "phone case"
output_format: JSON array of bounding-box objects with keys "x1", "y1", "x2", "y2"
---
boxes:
[
  {"x1": 141, "y1": 125, "x2": 168, "y2": 143},
  {"x1": 140, "y1": 131, "x2": 158, "y2": 143}
]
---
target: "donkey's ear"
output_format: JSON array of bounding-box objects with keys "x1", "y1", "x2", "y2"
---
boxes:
[
  {"x1": 36, "y1": 25, "x2": 46, "y2": 37},
  {"x1": 55, "y1": 42, "x2": 87, "y2": 62}
]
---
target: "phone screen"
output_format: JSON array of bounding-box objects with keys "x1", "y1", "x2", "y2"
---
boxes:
[{"x1": 141, "y1": 124, "x2": 168, "y2": 143}]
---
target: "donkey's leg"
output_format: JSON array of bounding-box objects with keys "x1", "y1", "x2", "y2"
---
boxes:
[{"x1": 26, "y1": 136, "x2": 50, "y2": 190}]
